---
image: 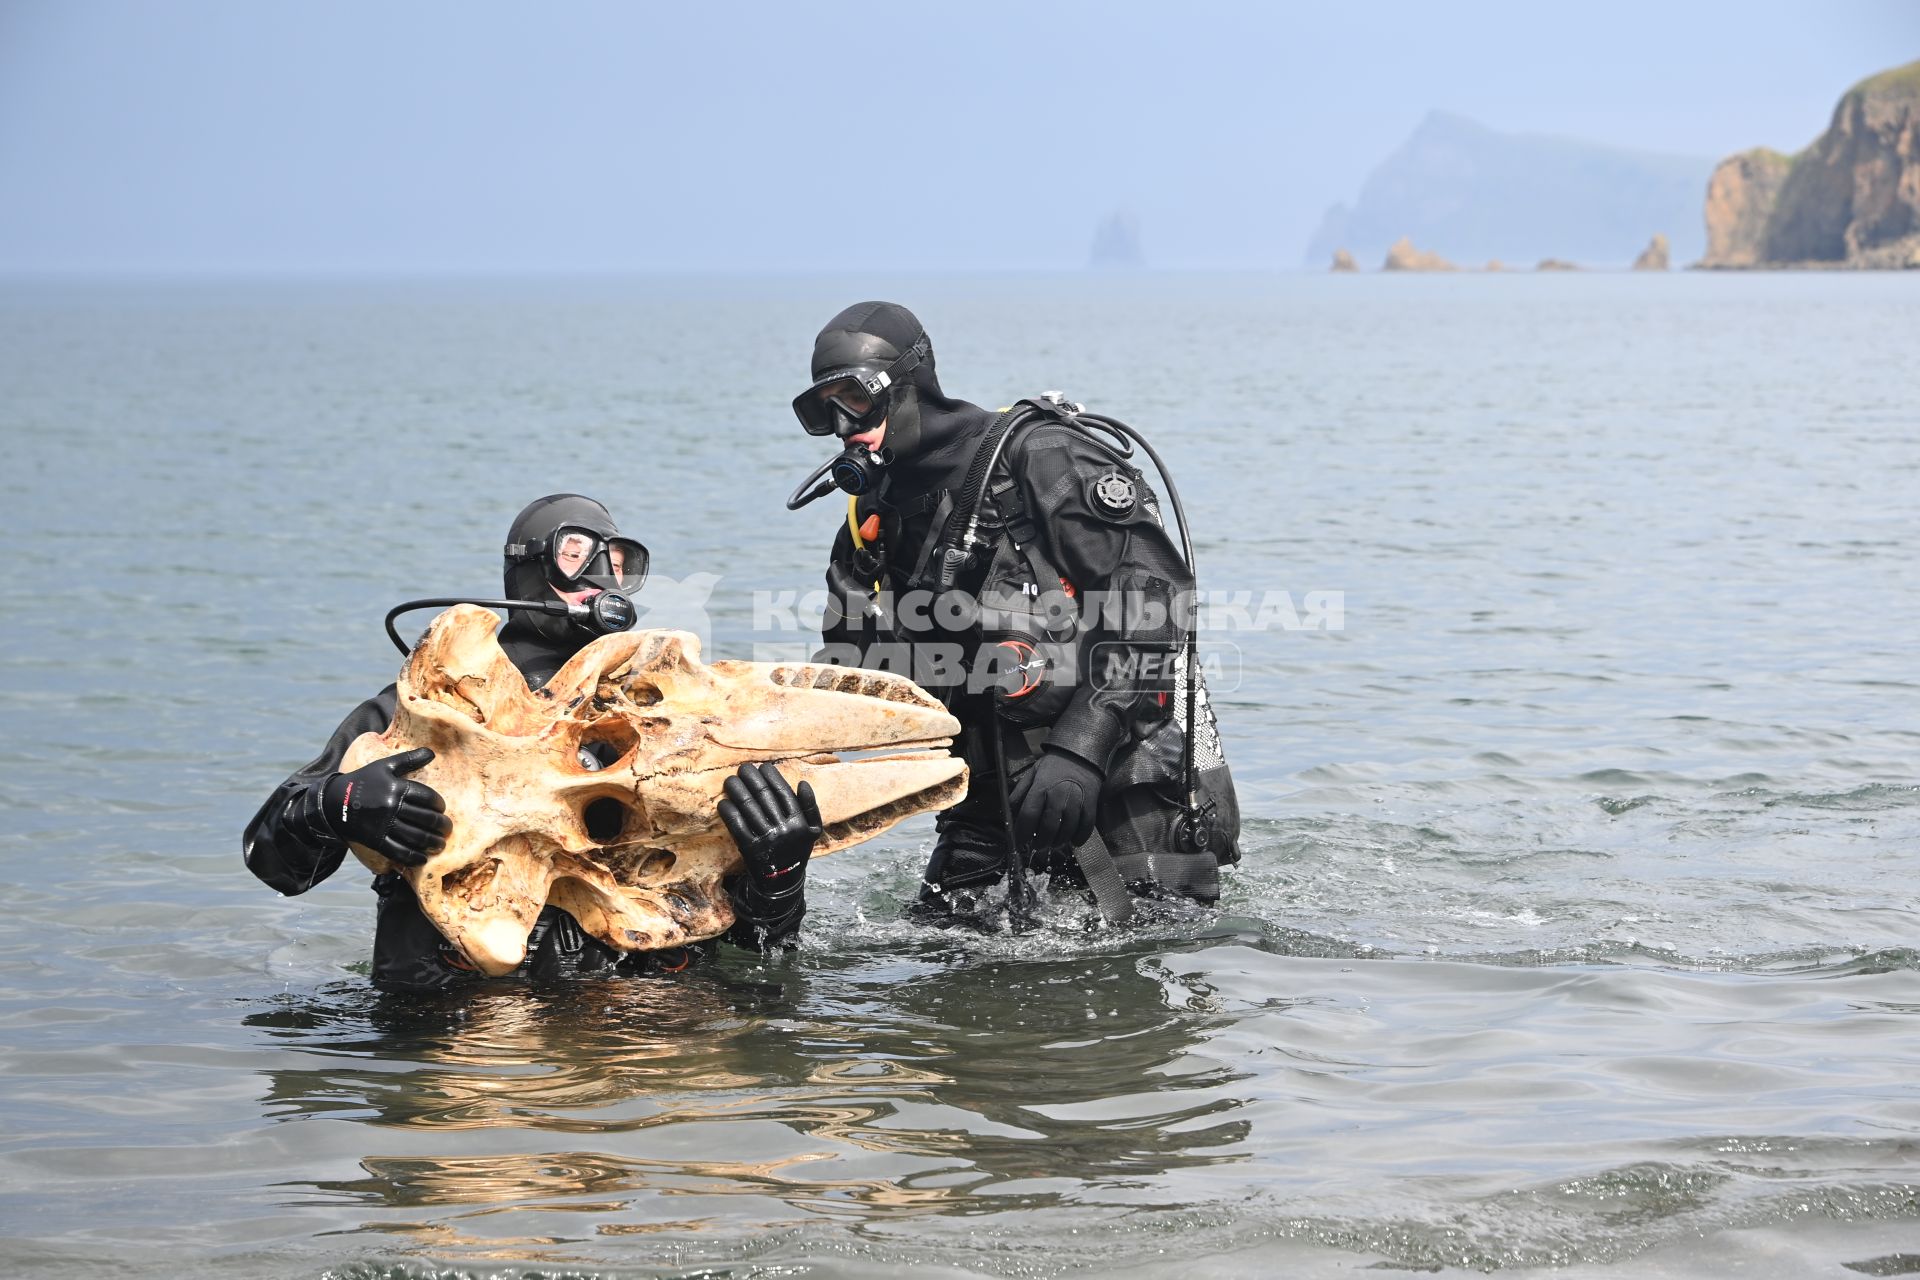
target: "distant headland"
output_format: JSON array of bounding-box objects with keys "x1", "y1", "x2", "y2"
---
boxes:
[
  {"x1": 1307, "y1": 111, "x2": 1712, "y2": 269},
  {"x1": 1319, "y1": 58, "x2": 1920, "y2": 273}
]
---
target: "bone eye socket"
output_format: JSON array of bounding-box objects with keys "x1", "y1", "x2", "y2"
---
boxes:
[
  {"x1": 572, "y1": 725, "x2": 640, "y2": 773},
  {"x1": 577, "y1": 742, "x2": 619, "y2": 771},
  {"x1": 583, "y1": 797, "x2": 632, "y2": 844}
]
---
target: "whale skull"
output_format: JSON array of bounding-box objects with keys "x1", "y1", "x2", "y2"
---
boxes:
[{"x1": 340, "y1": 606, "x2": 967, "y2": 974}]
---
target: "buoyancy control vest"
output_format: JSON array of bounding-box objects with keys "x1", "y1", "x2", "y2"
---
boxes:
[
  {"x1": 841, "y1": 400, "x2": 1118, "y2": 723},
  {"x1": 837, "y1": 396, "x2": 1231, "y2": 852}
]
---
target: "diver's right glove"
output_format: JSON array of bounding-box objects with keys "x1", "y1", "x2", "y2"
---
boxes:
[
  {"x1": 320, "y1": 747, "x2": 451, "y2": 868},
  {"x1": 720, "y1": 762, "x2": 823, "y2": 947}
]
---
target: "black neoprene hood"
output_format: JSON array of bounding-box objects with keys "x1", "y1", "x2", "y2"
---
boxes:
[
  {"x1": 503, "y1": 494, "x2": 620, "y2": 595},
  {"x1": 809, "y1": 301, "x2": 925, "y2": 380},
  {"x1": 807, "y1": 301, "x2": 947, "y2": 457}
]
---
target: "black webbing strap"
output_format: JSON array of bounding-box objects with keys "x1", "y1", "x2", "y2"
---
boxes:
[
  {"x1": 906, "y1": 490, "x2": 955, "y2": 590},
  {"x1": 1009, "y1": 725, "x2": 1129, "y2": 924},
  {"x1": 988, "y1": 474, "x2": 1038, "y2": 546},
  {"x1": 1072, "y1": 828, "x2": 1135, "y2": 926},
  {"x1": 988, "y1": 472, "x2": 1071, "y2": 608},
  {"x1": 885, "y1": 490, "x2": 943, "y2": 521}
]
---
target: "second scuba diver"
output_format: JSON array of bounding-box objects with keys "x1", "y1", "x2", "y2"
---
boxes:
[
  {"x1": 243, "y1": 493, "x2": 822, "y2": 992},
  {"x1": 789, "y1": 302, "x2": 1241, "y2": 923}
]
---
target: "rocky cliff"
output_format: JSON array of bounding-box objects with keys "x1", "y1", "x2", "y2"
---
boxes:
[
  {"x1": 1702, "y1": 150, "x2": 1795, "y2": 267},
  {"x1": 1702, "y1": 60, "x2": 1920, "y2": 268}
]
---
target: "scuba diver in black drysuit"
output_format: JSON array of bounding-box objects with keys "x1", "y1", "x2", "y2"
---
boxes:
[
  {"x1": 243, "y1": 494, "x2": 822, "y2": 992},
  {"x1": 789, "y1": 302, "x2": 1240, "y2": 922}
]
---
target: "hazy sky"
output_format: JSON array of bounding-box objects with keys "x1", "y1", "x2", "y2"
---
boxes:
[{"x1": 1, "y1": 1, "x2": 1913, "y2": 271}]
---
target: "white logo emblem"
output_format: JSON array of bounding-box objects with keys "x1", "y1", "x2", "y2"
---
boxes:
[{"x1": 1092, "y1": 471, "x2": 1136, "y2": 514}]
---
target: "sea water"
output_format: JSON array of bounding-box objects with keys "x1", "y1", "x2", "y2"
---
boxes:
[{"x1": 1, "y1": 271, "x2": 1917, "y2": 1277}]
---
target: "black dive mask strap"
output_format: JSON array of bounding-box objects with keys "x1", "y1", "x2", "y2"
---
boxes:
[{"x1": 841, "y1": 332, "x2": 929, "y2": 398}]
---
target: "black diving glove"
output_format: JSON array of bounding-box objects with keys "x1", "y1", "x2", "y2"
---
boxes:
[
  {"x1": 320, "y1": 747, "x2": 451, "y2": 868},
  {"x1": 1009, "y1": 747, "x2": 1104, "y2": 851},
  {"x1": 720, "y1": 762, "x2": 823, "y2": 945}
]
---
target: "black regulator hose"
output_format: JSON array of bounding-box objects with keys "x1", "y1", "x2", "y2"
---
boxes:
[
  {"x1": 786, "y1": 457, "x2": 841, "y2": 511},
  {"x1": 383, "y1": 594, "x2": 635, "y2": 656}
]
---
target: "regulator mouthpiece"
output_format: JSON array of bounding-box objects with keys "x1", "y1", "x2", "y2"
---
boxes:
[
  {"x1": 831, "y1": 445, "x2": 893, "y2": 496},
  {"x1": 572, "y1": 590, "x2": 636, "y2": 635},
  {"x1": 788, "y1": 444, "x2": 894, "y2": 510}
]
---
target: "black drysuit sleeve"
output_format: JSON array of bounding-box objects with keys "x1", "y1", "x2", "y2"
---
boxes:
[
  {"x1": 1008, "y1": 424, "x2": 1191, "y2": 772},
  {"x1": 242, "y1": 685, "x2": 398, "y2": 896}
]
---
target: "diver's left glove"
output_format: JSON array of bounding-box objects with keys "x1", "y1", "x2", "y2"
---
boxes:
[
  {"x1": 320, "y1": 747, "x2": 451, "y2": 868},
  {"x1": 1009, "y1": 747, "x2": 1104, "y2": 851},
  {"x1": 720, "y1": 762, "x2": 822, "y2": 948}
]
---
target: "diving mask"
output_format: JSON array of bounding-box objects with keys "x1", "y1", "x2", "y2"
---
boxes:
[
  {"x1": 505, "y1": 525, "x2": 651, "y2": 596},
  {"x1": 791, "y1": 333, "x2": 931, "y2": 437}
]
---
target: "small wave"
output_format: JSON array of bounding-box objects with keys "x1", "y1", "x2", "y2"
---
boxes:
[
  {"x1": 1594, "y1": 793, "x2": 1660, "y2": 814},
  {"x1": 1761, "y1": 783, "x2": 1920, "y2": 812},
  {"x1": 1443, "y1": 942, "x2": 1920, "y2": 977},
  {"x1": 1578, "y1": 768, "x2": 1653, "y2": 786},
  {"x1": 1845, "y1": 1255, "x2": 1920, "y2": 1276}
]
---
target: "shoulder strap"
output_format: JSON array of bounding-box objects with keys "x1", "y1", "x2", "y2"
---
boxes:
[
  {"x1": 987, "y1": 473, "x2": 1039, "y2": 548},
  {"x1": 986, "y1": 471, "x2": 1075, "y2": 616},
  {"x1": 911, "y1": 404, "x2": 1030, "y2": 591},
  {"x1": 913, "y1": 397, "x2": 1094, "y2": 593},
  {"x1": 947, "y1": 405, "x2": 1028, "y2": 532},
  {"x1": 906, "y1": 490, "x2": 956, "y2": 590}
]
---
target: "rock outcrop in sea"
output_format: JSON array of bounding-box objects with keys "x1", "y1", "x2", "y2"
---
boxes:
[
  {"x1": 1088, "y1": 211, "x2": 1145, "y2": 269},
  {"x1": 1330, "y1": 248, "x2": 1359, "y2": 272},
  {"x1": 1701, "y1": 60, "x2": 1920, "y2": 269},
  {"x1": 1536, "y1": 258, "x2": 1579, "y2": 271},
  {"x1": 1632, "y1": 233, "x2": 1671, "y2": 270},
  {"x1": 1383, "y1": 236, "x2": 1455, "y2": 271}
]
